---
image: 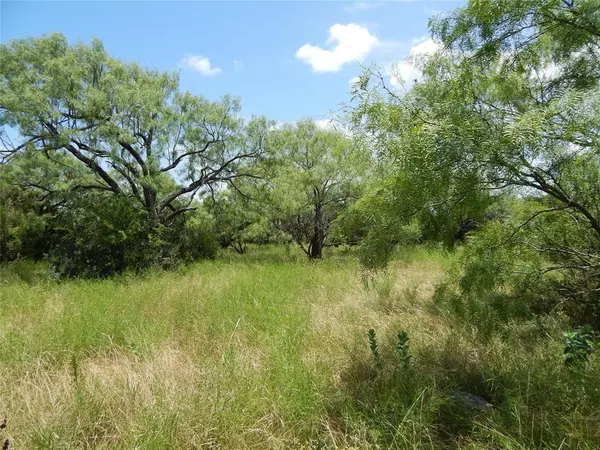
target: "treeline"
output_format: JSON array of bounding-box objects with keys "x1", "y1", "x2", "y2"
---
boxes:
[
  {"x1": 1, "y1": 1, "x2": 599, "y2": 327},
  {"x1": 0, "y1": 33, "x2": 368, "y2": 275}
]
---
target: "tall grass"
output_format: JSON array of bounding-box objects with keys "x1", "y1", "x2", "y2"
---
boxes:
[{"x1": 1, "y1": 245, "x2": 599, "y2": 448}]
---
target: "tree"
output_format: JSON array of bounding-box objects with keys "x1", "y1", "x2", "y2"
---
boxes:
[
  {"x1": 351, "y1": 0, "x2": 600, "y2": 321},
  {"x1": 268, "y1": 120, "x2": 367, "y2": 259},
  {"x1": 0, "y1": 33, "x2": 269, "y2": 227},
  {"x1": 208, "y1": 181, "x2": 284, "y2": 254}
]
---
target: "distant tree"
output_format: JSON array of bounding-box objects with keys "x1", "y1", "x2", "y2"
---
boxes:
[{"x1": 269, "y1": 120, "x2": 367, "y2": 259}]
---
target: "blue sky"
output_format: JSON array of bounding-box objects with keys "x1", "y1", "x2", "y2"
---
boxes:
[{"x1": 1, "y1": 1, "x2": 464, "y2": 123}]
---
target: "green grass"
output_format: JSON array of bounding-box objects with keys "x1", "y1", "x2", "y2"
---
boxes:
[{"x1": 1, "y1": 245, "x2": 599, "y2": 449}]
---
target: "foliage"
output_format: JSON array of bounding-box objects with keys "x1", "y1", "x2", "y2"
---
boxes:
[
  {"x1": 396, "y1": 331, "x2": 412, "y2": 369},
  {"x1": 176, "y1": 208, "x2": 219, "y2": 261},
  {"x1": 0, "y1": 33, "x2": 270, "y2": 222},
  {"x1": 3, "y1": 0, "x2": 600, "y2": 447},
  {"x1": 268, "y1": 120, "x2": 368, "y2": 258},
  {"x1": 1, "y1": 33, "x2": 269, "y2": 274},
  {"x1": 0, "y1": 150, "x2": 75, "y2": 262},
  {"x1": 49, "y1": 191, "x2": 161, "y2": 277},
  {"x1": 432, "y1": 198, "x2": 596, "y2": 336},
  {"x1": 432, "y1": 0, "x2": 600, "y2": 86},
  {"x1": 367, "y1": 328, "x2": 382, "y2": 368},
  {"x1": 36, "y1": 191, "x2": 218, "y2": 278},
  {"x1": 0, "y1": 185, "x2": 49, "y2": 263},
  {"x1": 351, "y1": 0, "x2": 600, "y2": 324},
  {"x1": 208, "y1": 181, "x2": 285, "y2": 254},
  {"x1": 564, "y1": 325, "x2": 597, "y2": 369},
  {"x1": 367, "y1": 328, "x2": 412, "y2": 370}
]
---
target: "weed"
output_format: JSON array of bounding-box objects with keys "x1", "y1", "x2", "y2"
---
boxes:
[
  {"x1": 564, "y1": 325, "x2": 596, "y2": 368},
  {"x1": 70, "y1": 352, "x2": 80, "y2": 385},
  {"x1": 367, "y1": 329, "x2": 382, "y2": 368},
  {"x1": 395, "y1": 331, "x2": 412, "y2": 369}
]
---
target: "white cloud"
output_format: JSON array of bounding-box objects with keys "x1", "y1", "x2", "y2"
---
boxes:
[
  {"x1": 315, "y1": 119, "x2": 335, "y2": 130},
  {"x1": 267, "y1": 118, "x2": 351, "y2": 136},
  {"x1": 411, "y1": 38, "x2": 440, "y2": 55},
  {"x1": 377, "y1": 38, "x2": 409, "y2": 55},
  {"x1": 271, "y1": 119, "x2": 334, "y2": 131},
  {"x1": 537, "y1": 64, "x2": 561, "y2": 80},
  {"x1": 348, "y1": 76, "x2": 360, "y2": 88},
  {"x1": 315, "y1": 118, "x2": 353, "y2": 136},
  {"x1": 233, "y1": 58, "x2": 244, "y2": 72},
  {"x1": 179, "y1": 54, "x2": 222, "y2": 76},
  {"x1": 389, "y1": 38, "x2": 441, "y2": 89},
  {"x1": 411, "y1": 34, "x2": 430, "y2": 44},
  {"x1": 296, "y1": 23, "x2": 379, "y2": 73}
]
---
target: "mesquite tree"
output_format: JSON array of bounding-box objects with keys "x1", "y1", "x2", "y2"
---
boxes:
[
  {"x1": 269, "y1": 120, "x2": 366, "y2": 259},
  {"x1": 352, "y1": 0, "x2": 600, "y2": 322},
  {"x1": 0, "y1": 33, "x2": 269, "y2": 226}
]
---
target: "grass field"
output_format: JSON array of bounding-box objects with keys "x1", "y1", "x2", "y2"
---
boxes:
[{"x1": 1, "y1": 246, "x2": 599, "y2": 449}]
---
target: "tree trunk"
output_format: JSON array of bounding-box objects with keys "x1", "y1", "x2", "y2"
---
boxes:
[
  {"x1": 142, "y1": 185, "x2": 159, "y2": 221},
  {"x1": 309, "y1": 202, "x2": 325, "y2": 259},
  {"x1": 233, "y1": 241, "x2": 247, "y2": 254}
]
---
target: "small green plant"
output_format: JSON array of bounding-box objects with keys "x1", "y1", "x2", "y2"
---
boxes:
[
  {"x1": 368, "y1": 328, "x2": 382, "y2": 368},
  {"x1": 564, "y1": 325, "x2": 596, "y2": 369},
  {"x1": 396, "y1": 331, "x2": 412, "y2": 369}
]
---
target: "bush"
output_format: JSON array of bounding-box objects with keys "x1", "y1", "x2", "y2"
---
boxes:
[
  {"x1": 0, "y1": 186, "x2": 50, "y2": 263},
  {"x1": 50, "y1": 193, "x2": 159, "y2": 277},
  {"x1": 176, "y1": 209, "x2": 219, "y2": 261},
  {"x1": 434, "y1": 198, "x2": 600, "y2": 331},
  {"x1": 48, "y1": 194, "x2": 220, "y2": 278}
]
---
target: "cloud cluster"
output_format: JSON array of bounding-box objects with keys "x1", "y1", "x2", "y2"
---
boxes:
[
  {"x1": 389, "y1": 38, "x2": 441, "y2": 88},
  {"x1": 296, "y1": 23, "x2": 379, "y2": 72},
  {"x1": 179, "y1": 55, "x2": 222, "y2": 76},
  {"x1": 315, "y1": 119, "x2": 335, "y2": 130}
]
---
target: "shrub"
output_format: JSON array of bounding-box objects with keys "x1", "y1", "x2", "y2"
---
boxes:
[
  {"x1": 564, "y1": 325, "x2": 597, "y2": 369},
  {"x1": 50, "y1": 192, "x2": 158, "y2": 277},
  {"x1": 434, "y1": 198, "x2": 600, "y2": 331},
  {"x1": 176, "y1": 209, "x2": 219, "y2": 261}
]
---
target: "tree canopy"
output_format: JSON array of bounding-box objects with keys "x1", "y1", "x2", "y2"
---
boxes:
[
  {"x1": 268, "y1": 120, "x2": 367, "y2": 258},
  {"x1": 1, "y1": 33, "x2": 269, "y2": 224},
  {"x1": 351, "y1": 0, "x2": 600, "y2": 323}
]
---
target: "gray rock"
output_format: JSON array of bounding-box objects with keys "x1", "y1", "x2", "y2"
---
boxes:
[{"x1": 450, "y1": 390, "x2": 493, "y2": 411}]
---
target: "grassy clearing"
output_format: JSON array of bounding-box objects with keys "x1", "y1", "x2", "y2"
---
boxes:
[{"x1": 1, "y1": 246, "x2": 599, "y2": 449}]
